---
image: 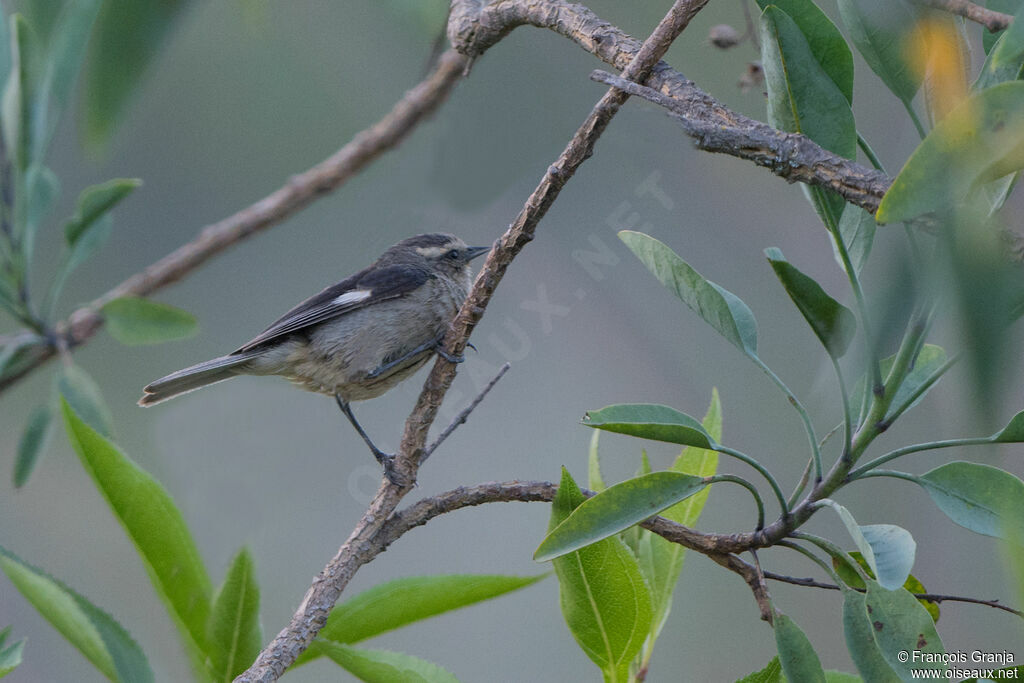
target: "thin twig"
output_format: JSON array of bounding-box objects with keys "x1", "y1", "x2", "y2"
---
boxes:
[
  {"x1": 236, "y1": 3, "x2": 712, "y2": 680},
  {"x1": 913, "y1": 0, "x2": 1014, "y2": 32},
  {"x1": 739, "y1": 0, "x2": 760, "y2": 50},
  {"x1": 422, "y1": 362, "x2": 510, "y2": 462},
  {"x1": 0, "y1": 49, "x2": 468, "y2": 393},
  {"x1": 763, "y1": 571, "x2": 1024, "y2": 618}
]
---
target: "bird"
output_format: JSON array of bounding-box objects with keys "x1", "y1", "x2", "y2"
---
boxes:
[{"x1": 139, "y1": 233, "x2": 490, "y2": 481}]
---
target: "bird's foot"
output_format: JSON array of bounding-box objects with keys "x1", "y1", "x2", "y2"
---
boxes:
[
  {"x1": 435, "y1": 342, "x2": 465, "y2": 365},
  {"x1": 375, "y1": 451, "x2": 413, "y2": 488}
]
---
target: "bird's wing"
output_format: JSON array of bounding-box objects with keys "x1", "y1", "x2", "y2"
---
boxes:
[{"x1": 235, "y1": 263, "x2": 432, "y2": 352}]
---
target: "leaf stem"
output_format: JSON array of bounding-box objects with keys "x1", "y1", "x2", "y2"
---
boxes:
[
  {"x1": 830, "y1": 356, "x2": 853, "y2": 464},
  {"x1": 714, "y1": 444, "x2": 789, "y2": 517},
  {"x1": 776, "y1": 540, "x2": 845, "y2": 586},
  {"x1": 903, "y1": 98, "x2": 927, "y2": 140},
  {"x1": 824, "y1": 207, "x2": 882, "y2": 396},
  {"x1": 707, "y1": 474, "x2": 765, "y2": 530},
  {"x1": 856, "y1": 133, "x2": 885, "y2": 172},
  {"x1": 790, "y1": 530, "x2": 868, "y2": 583},
  {"x1": 787, "y1": 455, "x2": 813, "y2": 510},
  {"x1": 753, "y1": 357, "x2": 822, "y2": 483},
  {"x1": 848, "y1": 436, "x2": 993, "y2": 480},
  {"x1": 850, "y1": 469, "x2": 921, "y2": 485}
]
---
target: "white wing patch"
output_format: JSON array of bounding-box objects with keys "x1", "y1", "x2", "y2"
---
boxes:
[{"x1": 333, "y1": 289, "x2": 372, "y2": 306}]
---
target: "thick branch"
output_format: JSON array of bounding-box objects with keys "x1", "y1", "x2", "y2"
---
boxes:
[
  {"x1": 913, "y1": 0, "x2": 1014, "y2": 32},
  {"x1": 0, "y1": 49, "x2": 468, "y2": 394},
  {"x1": 589, "y1": 70, "x2": 892, "y2": 213},
  {"x1": 237, "y1": 4, "x2": 712, "y2": 680},
  {"x1": 447, "y1": 0, "x2": 892, "y2": 215}
]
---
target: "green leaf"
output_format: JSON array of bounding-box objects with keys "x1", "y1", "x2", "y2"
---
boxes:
[
  {"x1": 32, "y1": 0, "x2": 102, "y2": 161},
  {"x1": 206, "y1": 548, "x2": 260, "y2": 683},
  {"x1": 843, "y1": 590, "x2": 901, "y2": 682},
  {"x1": 0, "y1": 627, "x2": 25, "y2": 679},
  {"x1": 832, "y1": 205, "x2": 876, "y2": 276},
  {"x1": 766, "y1": 248, "x2": 856, "y2": 358},
  {"x1": 974, "y1": 3, "x2": 1024, "y2": 91},
  {"x1": 836, "y1": 0, "x2": 921, "y2": 104},
  {"x1": 760, "y1": 5, "x2": 857, "y2": 227},
  {"x1": 754, "y1": 0, "x2": 854, "y2": 102},
  {"x1": 632, "y1": 390, "x2": 722, "y2": 661},
  {"x1": 84, "y1": 0, "x2": 191, "y2": 147},
  {"x1": 64, "y1": 178, "x2": 140, "y2": 246},
  {"x1": 50, "y1": 178, "x2": 141, "y2": 308},
  {"x1": 878, "y1": 83, "x2": 1024, "y2": 223},
  {"x1": 60, "y1": 399, "x2": 213, "y2": 679},
  {"x1": 834, "y1": 552, "x2": 940, "y2": 622},
  {"x1": 57, "y1": 363, "x2": 114, "y2": 437},
  {"x1": 665, "y1": 391, "x2": 721, "y2": 522},
  {"x1": 760, "y1": 6, "x2": 857, "y2": 158},
  {"x1": 583, "y1": 403, "x2": 716, "y2": 449},
  {"x1": 902, "y1": 574, "x2": 940, "y2": 622},
  {"x1": 884, "y1": 344, "x2": 948, "y2": 421},
  {"x1": 736, "y1": 656, "x2": 783, "y2": 683},
  {"x1": 855, "y1": 344, "x2": 947, "y2": 424},
  {"x1": 19, "y1": 2, "x2": 63, "y2": 42},
  {"x1": 25, "y1": 163, "x2": 59, "y2": 242},
  {"x1": 314, "y1": 642, "x2": 458, "y2": 683},
  {"x1": 821, "y1": 500, "x2": 916, "y2": 590},
  {"x1": 548, "y1": 468, "x2": 652, "y2": 681},
  {"x1": 587, "y1": 431, "x2": 605, "y2": 492},
  {"x1": 864, "y1": 580, "x2": 947, "y2": 680},
  {"x1": 535, "y1": 472, "x2": 706, "y2": 562},
  {"x1": 0, "y1": 11, "x2": 11, "y2": 90},
  {"x1": 292, "y1": 574, "x2": 545, "y2": 668},
  {"x1": 619, "y1": 231, "x2": 758, "y2": 358},
  {"x1": 101, "y1": 297, "x2": 198, "y2": 346},
  {"x1": 825, "y1": 671, "x2": 862, "y2": 683},
  {"x1": 774, "y1": 613, "x2": 826, "y2": 683},
  {"x1": 917, "y1": 461, "x2": 1024, "y2": 540},
  {"x1": 2, "y1": 16, "x2": 39, "y2": 172},
  {"x1": 0, "y1": 546, "x2": 153, "y2": 682},
  {"x1": 13, "y1": 402, "x2": 52, "y2": 487},
  {"x1": 993, "y1": 409, "x2": 1024, "y2": 441}
]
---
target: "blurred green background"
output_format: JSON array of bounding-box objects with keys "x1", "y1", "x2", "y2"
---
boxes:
[{"x1": 1, "y1": 1, "x2": 1022, "y2": 680}]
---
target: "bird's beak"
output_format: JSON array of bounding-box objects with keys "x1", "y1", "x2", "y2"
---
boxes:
[{"x1": 467, "y1": 246, "x2": 490, "y2": 261}]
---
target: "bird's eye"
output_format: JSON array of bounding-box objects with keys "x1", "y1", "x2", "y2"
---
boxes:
[{"x1": 445, "y1": 249, "x2": 460, "y2": 260}]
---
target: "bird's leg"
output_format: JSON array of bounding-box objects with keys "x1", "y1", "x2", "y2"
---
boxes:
[{"x1": 334, "y1": 395, "x2": 409, "y2": 486}]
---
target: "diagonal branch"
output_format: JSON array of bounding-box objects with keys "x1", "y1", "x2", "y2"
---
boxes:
[
  {"x1": 0, "y1": 49, "x2": 468, "y2": 393},
  {"x1": 913, "y1": 0, "x2": 1014, "y2": 32},
  {"x1": 447, "y1": 0, "x2": 892, "y2": 213},
  {"x1": 589, "y1": 70, "x2": 892, "y2": 213},
  {"x1": 236, "y1": 2, "x2": 712, "y2": 680}
]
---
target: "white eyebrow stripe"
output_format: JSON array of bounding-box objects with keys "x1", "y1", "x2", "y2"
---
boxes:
[
  {"x1": 415, "y1": 246, "x2": 449, "y2": 257},
  {"x1": 333, "y1": 289, "x2": 372, "y2": 306}
]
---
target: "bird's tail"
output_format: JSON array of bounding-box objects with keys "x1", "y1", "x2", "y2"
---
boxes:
[{"x1": 138, "y1": 352, "x2": 260, "y2": 406}]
